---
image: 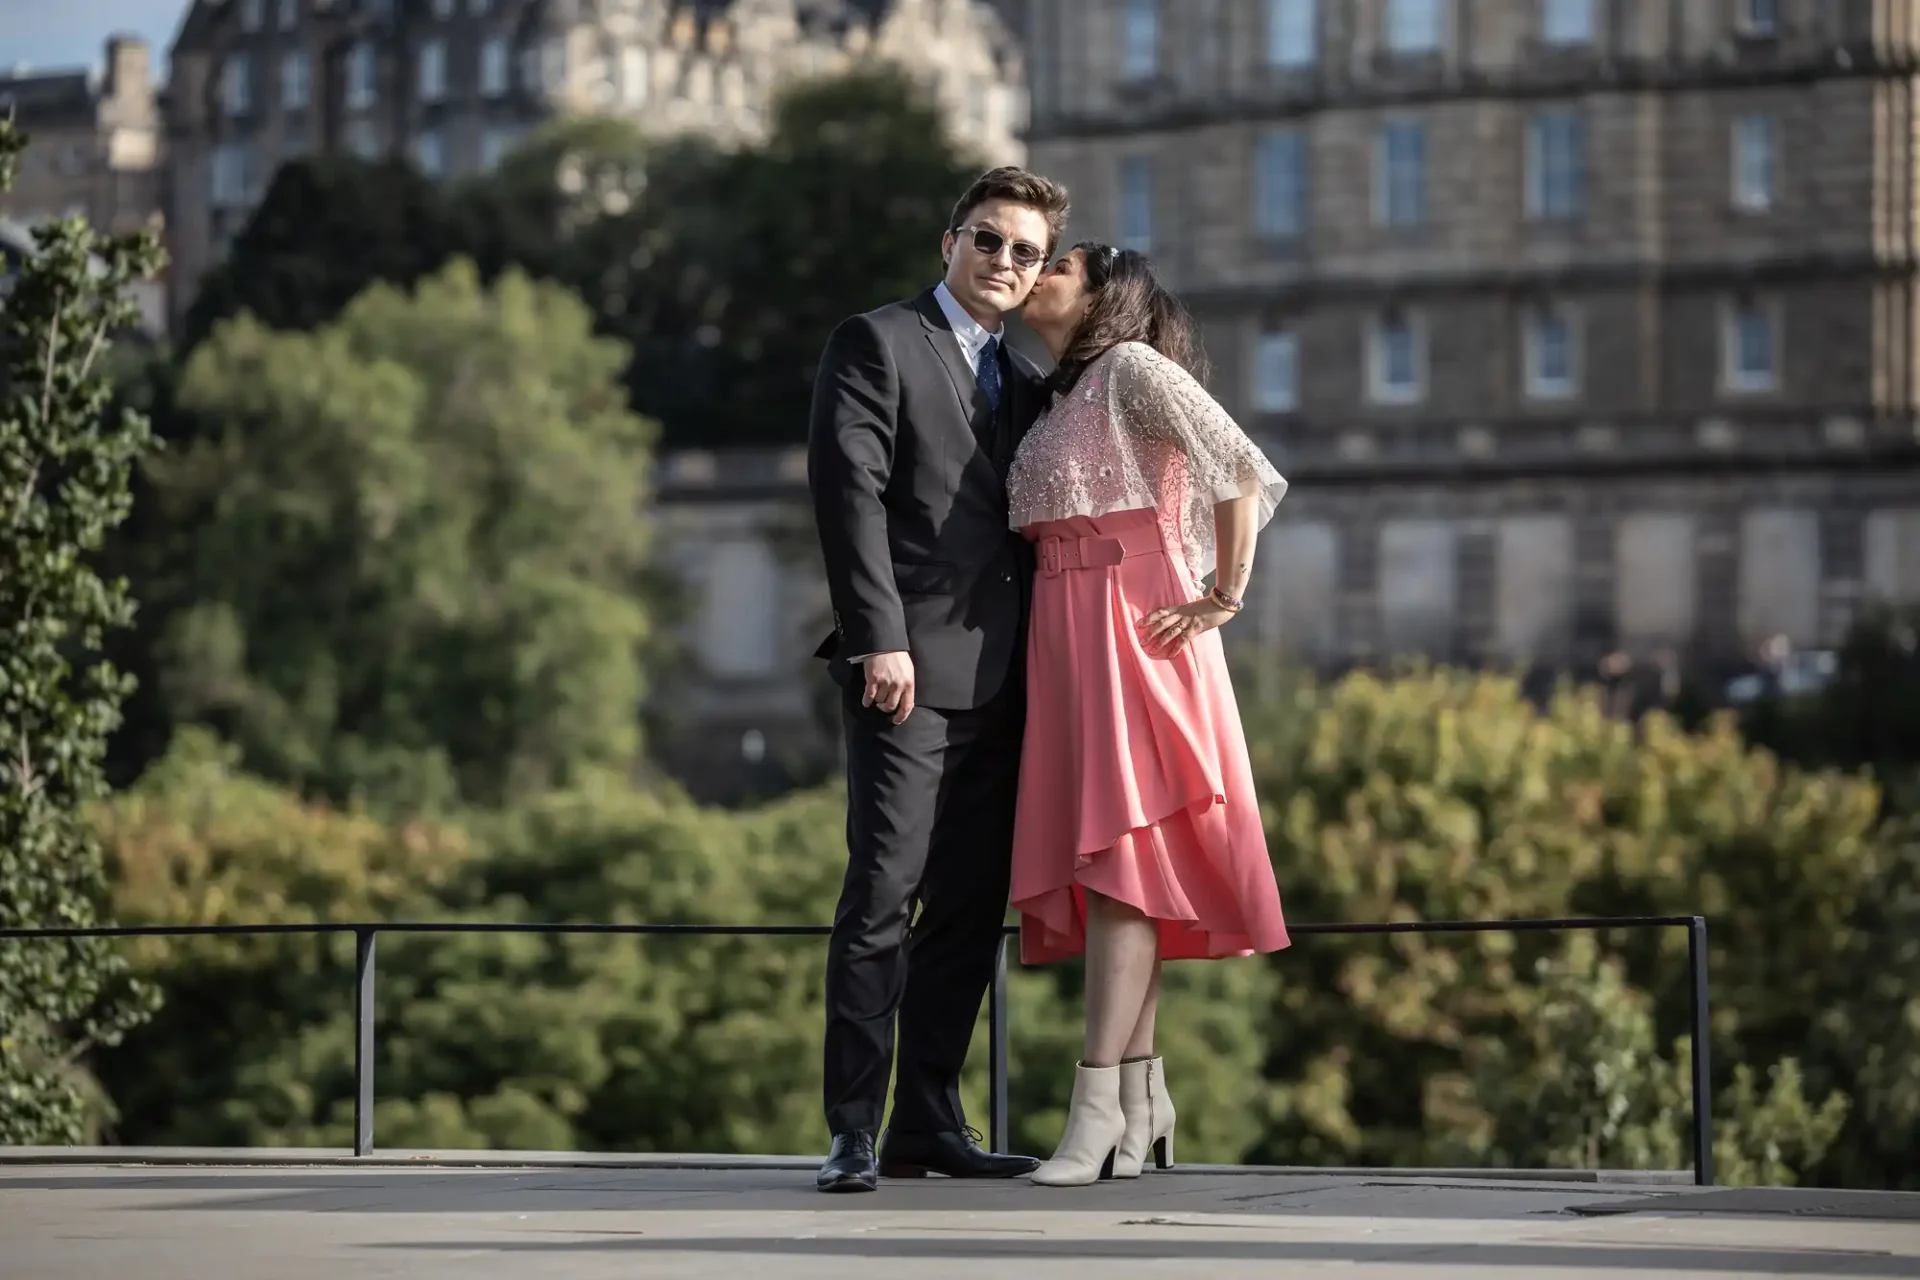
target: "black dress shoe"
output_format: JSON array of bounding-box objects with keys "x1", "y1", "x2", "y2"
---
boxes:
[
  {"x1": 817, "y1": 1130, "x2": 879, "y2": 1193},
  {"x1": 878, "y1": 1126, "x2": 1040, "y2": 1179}
]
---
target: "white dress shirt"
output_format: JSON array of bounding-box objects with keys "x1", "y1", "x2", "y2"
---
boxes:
[
  {"x1": 846, "y1": 284, "x2": 1003, "y2": 664},
  {"x1": 933, "y1": 280, "x2": 1002, "y2": 371}
]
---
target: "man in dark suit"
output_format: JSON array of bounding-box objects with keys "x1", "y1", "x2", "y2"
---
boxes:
[{"x1": 807, "y1": 167, "x2": 1071, "y2": 1192}]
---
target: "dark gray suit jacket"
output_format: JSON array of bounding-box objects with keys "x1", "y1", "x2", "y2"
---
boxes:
[{"x1": 807, "y1": 288, "x2": 1048, "y2": 711}]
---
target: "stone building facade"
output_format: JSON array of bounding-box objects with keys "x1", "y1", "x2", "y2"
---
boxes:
[
  {"x1": 0, "y1": 37, "x2": 164, "y2": 235},
  {"x1": 0, "y1": 37, "x2": 168, "y2": 332},
  {"x1": 163, "y1": 0, "x2": 1027, "y2": 323},
  {"x1": 1020, "y1": 0, "x2": 1920, "y2": 677}
]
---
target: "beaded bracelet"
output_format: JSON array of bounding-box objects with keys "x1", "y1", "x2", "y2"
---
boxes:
[{"x1": 1208, "y1": 585, "x2": 1245, "y2": 614}]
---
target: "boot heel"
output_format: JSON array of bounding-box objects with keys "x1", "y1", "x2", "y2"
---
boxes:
[{"x1": 1152, "y1": 1133, "x2": 1174, "y2": 1170}]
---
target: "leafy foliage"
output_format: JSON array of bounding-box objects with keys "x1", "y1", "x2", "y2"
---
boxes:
[
  {"x1": 141, "y1": 261, "x2": 657, "y2": 812},
  {"x1": 92, "y1": 669, "x2": 1914, "y2": 1186},
  {"x1": 0, "y1": 119, "x2": 162, "y2": 1142},
  {"x1": 174, "y1": 67, "x2": 983, "y2": 450},
  {"x1": 1738, "y1": 604, "x2": 1920, "y2": 815},
  {"x1": 178, "y1": 157, "x2": 480, "y2": 354},
  {"x1": 614, "y1": 65, "x2": 983, "y2": 446},
  {"x1": 1232, "y1": 668, "x2": 1907, "y2": 1186}
]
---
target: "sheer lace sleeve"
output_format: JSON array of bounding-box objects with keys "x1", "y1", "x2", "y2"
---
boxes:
[{"x1": 1106, "y1": 342, "x2": 1288, "y2": 579}]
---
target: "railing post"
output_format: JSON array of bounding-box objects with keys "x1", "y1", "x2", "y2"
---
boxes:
[
  {"x1": 353, "y1": 928, "x2": 376, "y2": 1158},
  {"x1": 988, "y1": 931, "x2": 1009, "y2": 1154},
  {"x1": 1687, "y1": 916, "x2": 1714, "y2": 1186}
]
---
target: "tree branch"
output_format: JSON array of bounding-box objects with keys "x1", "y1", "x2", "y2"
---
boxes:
[{"x1": 37, "y1": 285, "x2": 68, "y2": 430}]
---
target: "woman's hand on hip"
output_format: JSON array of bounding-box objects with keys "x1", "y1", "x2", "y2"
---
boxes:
[{"x1": 1137, "y1": 597, "x2": 1236, "y2": 658}]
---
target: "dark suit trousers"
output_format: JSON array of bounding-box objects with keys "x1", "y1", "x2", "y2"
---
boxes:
[{"x1": 822, "y1": 671, "x2": 1024, "y2": 1137}]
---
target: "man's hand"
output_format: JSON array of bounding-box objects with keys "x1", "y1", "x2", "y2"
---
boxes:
[{"x1": 862, "y1": 651, "x2": 916, "y2": 724}]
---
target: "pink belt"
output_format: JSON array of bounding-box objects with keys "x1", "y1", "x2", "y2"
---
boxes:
[{"x1": 1036, "y1": 524, "x2": 1165, "y2": 577}]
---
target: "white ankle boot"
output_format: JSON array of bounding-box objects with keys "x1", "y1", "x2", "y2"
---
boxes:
[
  {"x1": 1112, "y1": 1056, "x2": 1177, "y2": 1178},
  {"x1": 1030, "y1": 1062, "x2": 1126, "y2": 1187}
]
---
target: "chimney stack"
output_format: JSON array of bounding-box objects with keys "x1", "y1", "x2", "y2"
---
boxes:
[{"x1": 103, "y1": 35, "x2": 150, "y2": 101}]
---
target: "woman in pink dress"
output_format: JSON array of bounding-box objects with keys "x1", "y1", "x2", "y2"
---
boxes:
[{"x1": 1007, "y1": 243, "x2": 1291, "y2": 1187}]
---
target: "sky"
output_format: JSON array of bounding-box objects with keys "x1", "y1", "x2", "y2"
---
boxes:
[{"x1": 2, "y1": 0, "x2": 187, "y2": 79}]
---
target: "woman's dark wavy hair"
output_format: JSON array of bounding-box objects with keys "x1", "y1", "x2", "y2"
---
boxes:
[{"x1": 1048, "y1": 241, "x2": 1209, "y2": 396}]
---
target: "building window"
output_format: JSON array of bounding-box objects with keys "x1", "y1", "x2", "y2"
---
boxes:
[
  {"x1": 240, "y1": 0, "x2": 264, "y2": 31},
  {"x1": 1732, "y1": 113, "x2": 1776, "y2": 212},
  {"x1": 622, "y1": 47, "x2": 650, "y2": 106},
  {"x1": 1523, "y1": 303, "x2": 1580, "y2": 399},
  {"x1": 1525, "y1": 108, "x2": 1585, "y2": 219},
  {"x1": 481, "y1": 125, "x2": 518, "y2": 171},
  {"x1": 1385, "y1": 0, "x2": 1443, "y2": 54},
  {"x1": 413, "y1": 129, "x2": 445, "y2": 177},
  {"x1": 1253, "y1": 329, "x2": 1299, "y2": 413},
  {"x1": 346, "y1": 118, "x2": 380, "y2": 159},
  {"x1": 278, "y1": 0, "x2": 299, "y2": 29},
  {"x1": 1122, "y1": 0, "x2": 1158, "y2": 79},
  {"x1": 1368, "y1": 311, "x2": 1425, "y2": 404},
  {"x1": 210, "y1": 144, "x2": 248, "y2": 207},
  {"x1": 699, "y1": 541, "x2": 783, "y2": 679},
  {"x1": 418, "y1": 39, "x2": 447, "y2": 102},
  {"x1": 1254, "y1": 128, "x2": 1306, "y2": 240},
  {"x1": 1736, "y1": 0, "x2": 1777, "y2": 35},
  {"x1": 281, "y1": 51, "x2": 309, "y2": 110},
  {"x1": 1722, "y1": 298, "x2": 1778, "y2": 393},
  {"x1": 432, "y1": 0, "x2": 455, "y2": 15},
  {"x1": 1374, "y1": 119, "x2": 1426, "y2": 226},
  {"x1": 221, "y1": 54, "x2": 252, "y2": 116},
  {"x1": 346, "y1": 41, "x2": 376, "y2": 110},
  {"x1": 1118, "y1": 156, "x2": 1153, "y2": 252},
  {"x1": 480, "y1": 37, "x2": 510, "y2": 97},
  {"x1": 540, "y1": 38, "x2": 566, "y2": 90},
  {"x1": 1541, "y1": 0, "x2": 1592, "y2": 43},
  {"x1": 469, "y1": 0, "x2": 491, "y2": 12},
  {"x1": 1266, "y1": 0, "x2": 1317, "y2": 68}
]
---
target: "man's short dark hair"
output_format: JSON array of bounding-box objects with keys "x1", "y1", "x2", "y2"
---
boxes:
[{"x1": 949, "y1": 166, "x2": 1072, "y2": 254}]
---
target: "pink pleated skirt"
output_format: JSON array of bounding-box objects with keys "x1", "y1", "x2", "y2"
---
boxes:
[{"x1": 1008, "y1": 507, "x2": 1291, "y2": 965}]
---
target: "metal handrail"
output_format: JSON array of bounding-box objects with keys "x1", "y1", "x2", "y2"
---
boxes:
[{"x1": 0, "y1": 913, "x2": 1714, "y2": 1184}]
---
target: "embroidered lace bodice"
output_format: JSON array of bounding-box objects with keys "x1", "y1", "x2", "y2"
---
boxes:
[{"x1": 1008, "y1": 341, "x2": 1288, "y2": 582}]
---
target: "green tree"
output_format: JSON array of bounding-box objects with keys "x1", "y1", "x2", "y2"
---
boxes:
[
  {"x1": 1239, "y1": 668, "x2": 1884, "y2": 1184},
  {"x1": 166, "y1": 68, "x2": 986, "y2": 451},
  {"x1": 1737, "y1": 604, "x2": 1920, "y2": 815},
  {"x1": 0, "y1": 119, "x2": 162, "y2": 1142},
  {"x1": 1456, "y1": 934, "x2": 1847, "y2": 1182},
  {"x1": 179, "y1": 156, "x2": 481, "y2": 353},
  {"x1": 143, "y1": 260, "x2": 657, "y2": 812},
  {"x1": 621, "y1": 65, "x2": 984, "y2": 447},
  {"x1": 94, "y1": 747, "x2": 1269, "y2": 1159},
  {"x1": 89, "y1": 662, "x2": 1911, "y2": 1184}
]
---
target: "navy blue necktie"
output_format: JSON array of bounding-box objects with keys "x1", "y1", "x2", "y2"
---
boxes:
[{"x1": 974, "y1": 335, "x2": 1002, "y2": 413}]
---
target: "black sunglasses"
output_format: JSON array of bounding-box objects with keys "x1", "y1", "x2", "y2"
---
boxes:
[{"x1": 952, "y1": 224, "x2": 1047, "y2": 271}]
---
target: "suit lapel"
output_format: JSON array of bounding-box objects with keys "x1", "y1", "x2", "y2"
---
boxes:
[{"x1": 915, "y1": 290, "x2": 992, "y2": 436}]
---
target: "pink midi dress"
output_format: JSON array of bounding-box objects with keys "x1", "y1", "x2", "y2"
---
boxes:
[{"x1": 1005, "y1": 342, "x2": 1292, "y2": 965}]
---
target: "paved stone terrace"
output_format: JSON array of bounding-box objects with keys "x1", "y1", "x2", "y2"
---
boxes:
[{"x1": 4, "y1": 1151, "x2": 1917, "y2": 1279}]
